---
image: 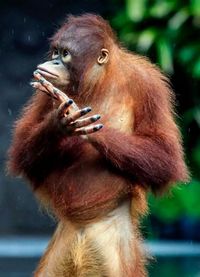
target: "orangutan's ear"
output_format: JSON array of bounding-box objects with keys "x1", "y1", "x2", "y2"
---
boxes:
[{"x1": 97, "y1": 48, "x2": 109, "y2": 65}]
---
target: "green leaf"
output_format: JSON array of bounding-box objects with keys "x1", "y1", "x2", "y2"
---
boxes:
[
  {"x1": 120, "y1": 32, "x2": 138, "y2": 46},
  {"x1": 150, "y1": 1, "x2": 176, "y2": 18},
  {"x1": 191, "y1": 0, "x2": 200, "y2": 16},
  {"x1": 149, "y1": 180, "x2": 200, "y2": 222},
  {"x1": 148, "y1": 191, "x2": 183, "y2": 223},
  {"x1": 192, "y1": 57, "x2": 200, "y2": 78},
  {"x1": 175, "y1": 180, "x2": 200, "y2": 218},
  {"x1": 126, "y1": 0, "x2": 147, "y2": 22},
  {"x1": 137, "y1": 28, "x2": 157, "y2": 52},
  {"x1": 168, "y1": 8, "x2": 189, "y2": 30},
  {"x1": 111, "y1": 11, "x2": 129, "y2": 28},
  {"x1": 156, "y1": 37, "x2": 174, "y2": 73},
  {"x1": 179, "y1": 45, "x2": 197, "y2": 63},
  {"x1": 183, "y1": 107, "x2": 200, "y2": 127}
]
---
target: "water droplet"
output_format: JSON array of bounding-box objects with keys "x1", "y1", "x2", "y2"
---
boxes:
[{"x1": 8, "y1": 108, "x2": 12, "y2": 116}]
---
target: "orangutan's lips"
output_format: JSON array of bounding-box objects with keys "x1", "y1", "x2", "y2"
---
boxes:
[{"x1": 36, "y1": 67, "x2": 58, "y2": 79}]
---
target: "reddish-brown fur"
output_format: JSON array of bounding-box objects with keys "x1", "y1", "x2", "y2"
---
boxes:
[{"x1": 8, "y1": 14, "x2": 188, "y2": 276}]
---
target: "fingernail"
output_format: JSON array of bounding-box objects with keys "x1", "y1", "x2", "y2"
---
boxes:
[
  {"x1": 30, "y1": 82, "x2": 36, "y2": 87},
  {"x1": 93, "y1": 124, "x2": 103, "y2": 131},
  {"x1": 68, "y1": 99, "x2": 73, "y2": 105},
  {"x1": 91, "y1": 114, "x2": 101, "y2": 122},
  {"x1": 39, "y1": 79, "x2": 45, "y2": 84},
  {"x1": 64, "y1": 100, "x2": 73, "y2": 107},
  {"x1": 81, "y1": 109, "x2": 86, "y2": 115},
  {"x1": 81, "y1": 107, "x2": 92, "y2": 115}
]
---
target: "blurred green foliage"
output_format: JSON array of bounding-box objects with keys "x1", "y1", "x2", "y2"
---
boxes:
[{"x1": 110, "y1": 0, "x2": 200, "y2": 224}]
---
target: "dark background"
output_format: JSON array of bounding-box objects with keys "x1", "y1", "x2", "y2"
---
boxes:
[{"x1": 0, "y1": 0, "x2": 200, "y2": 240}]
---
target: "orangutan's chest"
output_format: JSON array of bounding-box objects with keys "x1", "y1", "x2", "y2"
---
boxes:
[{"x1": 100, "y1": 94, "x2": 134, "y2": 134}]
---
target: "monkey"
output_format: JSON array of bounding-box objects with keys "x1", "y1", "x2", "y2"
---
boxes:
[{"x1": 7, "y1": 14, "x2": 189, "y2": 277}]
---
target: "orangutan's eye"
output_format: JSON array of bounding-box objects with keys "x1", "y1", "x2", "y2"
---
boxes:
[
  {"x1": 63, "y1": 49, "x2": 69, "y2": 57},
  {"x1": 62, "y1": 49, "x2": 71, "y2": 63}
]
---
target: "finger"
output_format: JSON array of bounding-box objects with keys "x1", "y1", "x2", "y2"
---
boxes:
[
  {"x1": 74, "y1": 124, "x2": 103, "y2": 135},
  {"x1": 34, "y1": 70, "x2": 79, "y2": 110},
  {"x1": 35, "y1": 72, "x2": 62, "y2": 100},
  {"x1": 57, "y1": 99, "x2": 74, "y2": 118},
  {"x1": 34, "y1": 71, "x2": 64, "y2": 100},
  {"x1": 63, "y1": 107, "x2": 92, "y2": 125},
  {"x1": 70, "y1": 114, "x2": 101, "y2": 128},
  {"x1": 30, "y1": 82, "x2": 56, "y2": 99},
  {"x1": 30, "y1": 81, "x2": 49, "y2": 92},
  {"x1": 33, "y1": 70, "x2": 43, "y2": 80},
  {"x1": 33, "y1": 72, "x2": 59, "y2": 100}
]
